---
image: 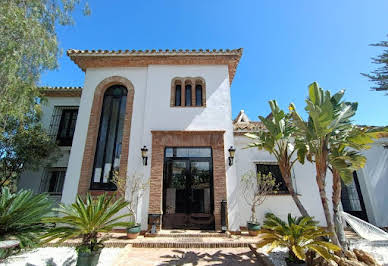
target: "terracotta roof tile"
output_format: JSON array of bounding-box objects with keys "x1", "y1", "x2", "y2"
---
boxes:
[
  {"x1": 67, "y1": 48, "x2": 243, "y2": 56},
  {"x1": 39, "y1": 86, "x2": 82, "y2": 97}
]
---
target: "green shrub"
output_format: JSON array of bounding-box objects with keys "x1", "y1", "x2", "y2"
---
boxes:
[
  {"x1": 42, "y1": 193, "x2": 133, "y2": 253},
  {"x1": 256, "y1": 213, "x2": 341, "y2": 263},
  {"x1": 0, "y1": 187, "x2": 53, "y2": 258}
]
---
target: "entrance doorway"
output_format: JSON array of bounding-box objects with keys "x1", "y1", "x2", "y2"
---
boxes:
[
  {"x1": 341, "y1": 171, "x2": 368, "y2": 221},
  {"x1": 162, "y1": 147, "x2": 214, "y2": 230}
]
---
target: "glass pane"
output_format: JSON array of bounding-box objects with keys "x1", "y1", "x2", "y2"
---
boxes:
[
  {"x1": 176, "y1": 148, "x2": 189, "y2": 157},
  {"x1": 341, "y1": 178, "x2": 362, "y2": 211},
  {"x1": 257, "y1": 164, "x2": 288, "y2": 192},
  {"x1": 175, "y1": 85, "x2": 181, "y2": 106},
  {"x1": 195, "y1": 85, "x2": 202, "y2": 106},
  {"x1": 165, "y1": 161, "x2": 187, "y2": 214},
  {"x1": 102, "y1": 97, "x2": 120, "y2": 183},
  {"x1": 191, "y1": 161, "x2": 211, "y2": 213},
  {"x1": 185, "y1": 85, "x2": 192, "y2": 106},
  {"x1": 189, "y1": 148, "x2": 211, "y2": 157},
  {"x1": 113, "y1": 96, "x2": 126, "y2": 169},
  {"x1": 93, "y1": 96, "x2": 113, "y2": 183},
  {"x1": 165, "y1": 148, "x2": 173, "y2": 158}
]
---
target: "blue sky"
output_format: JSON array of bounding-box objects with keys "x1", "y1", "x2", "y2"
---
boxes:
[{"x1": 41, "y1": 0, "x2": 388, "y2": 126}]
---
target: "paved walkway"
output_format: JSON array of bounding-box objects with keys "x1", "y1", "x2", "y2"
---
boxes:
[{"x1": 113, "y1": 246, "x2": 260, "y2": 265}]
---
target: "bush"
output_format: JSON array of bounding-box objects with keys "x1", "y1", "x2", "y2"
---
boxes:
[
  {"x1": 256, "y1": 213, "x2": 341, "y2": 263},
  {"x1": 0, "y1": 187, "x2": 53, "y2": 258},
  {"x1": 42, "y1": 193, "x2": 133, "y2": 253}
]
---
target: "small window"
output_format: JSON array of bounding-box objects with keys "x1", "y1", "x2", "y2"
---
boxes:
[
  {"x1": 195, "y1": 85, "x2": 203, "y2": 106},
  {"x1": 56, "y1": 109, "x2": 78, "y2": 146},
  {"x1": 185, "y1": 84, "x2": 192, "y2": 106},
  {"x1": 175, "y1": 85, "x2": 181, "y2": 106},
  {"x1": 41, "y1": 168, "x2": 66, "y2": 195},
  {"x1": 256, "y1": 164, "x2": 288, "y2": 192},
  {"x1": 171, "y1": 78, "x2": 205, "y2": 107}
]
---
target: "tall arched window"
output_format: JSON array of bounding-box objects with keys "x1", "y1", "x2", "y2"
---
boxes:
[
  {"x1": 91, "y1": 85, "x2": 127, "y2": 190},
  {"x1": 185, "y1": 83, "x2": 192, "y2": 106}
]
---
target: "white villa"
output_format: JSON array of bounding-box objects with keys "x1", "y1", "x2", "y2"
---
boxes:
[{"x1": 18, "y1": 48, "x2": 388, "y2": 232}]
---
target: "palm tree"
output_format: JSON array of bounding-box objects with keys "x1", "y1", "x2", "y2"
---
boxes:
[
  {"x1": 329, "y1": 126, "x2": 385, "y2": 247},
  {"x1": 289, "y1": 82, "x2": 358, "y2": 246},
  {"x1": 246, "y1": 100, "x2": 309, "y2": 217}
]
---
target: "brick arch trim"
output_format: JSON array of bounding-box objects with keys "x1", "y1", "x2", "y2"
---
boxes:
[{"x1": 78, "y1": 76, "x2": 135, "y2": 196}]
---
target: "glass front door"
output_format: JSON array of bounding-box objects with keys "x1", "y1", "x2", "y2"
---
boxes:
[{"x1": 163, "y1": 147, "x2": 214, "y2": 229}]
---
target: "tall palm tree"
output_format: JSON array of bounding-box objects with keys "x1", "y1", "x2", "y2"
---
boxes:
[
  {"x1": 289, "y1": 82, "x2": 358, "y2": 246},
  {"x1": 246, "y1": 100, "x2": 309, "y2": 217},
  {"x1": 329, "y1": 126, "x2": 385, "y2": 247}
]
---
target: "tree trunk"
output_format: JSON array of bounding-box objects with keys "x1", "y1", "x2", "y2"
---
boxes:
[
  {"x1": 316, "y1": 157, "x2": 340, "y2": 246},
  {"x1": 280, "y1": 164, "x2": 309, "y2": 217},
  {"x1": 332, "y1": 169, "x2": 347, "y2": 249}
]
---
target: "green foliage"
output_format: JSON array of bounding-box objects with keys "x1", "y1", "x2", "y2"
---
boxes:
[
  {"x1": 257, "y1": 213, "x2": 340, "y2": 263},
  {"x1": 362, "y1": 35, "x2": 388, "y2": 94},
  {"x1": 0, "y1": 187, "x2": 53, "y2": 253},
  {"x1": 0, "y1": 0, "x2": 89, "y2": 122},
  {"x1": 42, "y1": 193, "x2": 133, "y2": 252},
  {"x1": 0, "y1": 108, "x2": 58, "y2": 190}
]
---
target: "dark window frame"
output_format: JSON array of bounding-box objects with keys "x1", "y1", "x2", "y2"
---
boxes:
[
  {"x1": 256, "y1": 163, "x2": 289, "y2": 193},
  {"x1": 41, "y1": 168, "x2": 66, "y2": 195},
  {"x1": 195, "y1": 84, "x2": 203, "y2": 106},
  {"x1": 90, "y1": 85, "x2": 128, "y2": 191},
  {"x1": 185, "y1": 84, "x2": 192, "y2": 106},
  {"x1": 56, "y1": 109, "x2": 78, "y2": 146},
  {"x1": 175, "y1": 84, "x2": 181, "y2": 106}
]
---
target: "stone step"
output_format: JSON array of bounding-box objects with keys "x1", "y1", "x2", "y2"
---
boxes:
[
  {"x1": 130, "y1": 236, "x2": 257, "y2": 248},
  {"x1": 144, "y1": 232, "x2": 227, "y2": 238}
]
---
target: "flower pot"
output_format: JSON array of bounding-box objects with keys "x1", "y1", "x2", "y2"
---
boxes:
[
  {"x1": 76, "y1": 249, "x2": 101, "y2": 266},
  {"x1": 127, "y1": 223, "x2": 141, "y2": 239},
  {"x1": 247, "y1": 222, "x2": 260, "y2": 236}
]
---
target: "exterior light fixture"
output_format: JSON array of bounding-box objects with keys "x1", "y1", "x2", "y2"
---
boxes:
[
  {"x1": 228, "y1": 146, "x2": 236, "y2": 166},
  {"x1": 141, "y1": 146, "x2": 148, "y2": 166}
]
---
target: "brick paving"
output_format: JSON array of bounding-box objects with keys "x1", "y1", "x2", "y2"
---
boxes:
[{"x1": 113, "y1": 246, "x2": 260, "y2": 266}]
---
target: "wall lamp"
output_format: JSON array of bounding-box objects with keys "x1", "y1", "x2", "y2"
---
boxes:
[
  {"x1": 228, "y1": 146, "x2": 236, "y2": 166},
  {"x1": 141, "y1": 146, "x2": 148, "y2": 166}
]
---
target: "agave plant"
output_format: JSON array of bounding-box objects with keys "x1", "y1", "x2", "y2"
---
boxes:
[
  {"x1": 0, "y1": 187, "x2": 53, "y2": 258},
  {"x1": 42, "y1": 193, "x2": 133, "y2": 253},
  {"x1": 256, "y1": 213, "x2": 341, "y2": 263}
]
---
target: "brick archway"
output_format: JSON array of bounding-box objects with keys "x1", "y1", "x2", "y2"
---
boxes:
[{"x1": 78, "y1": 76, "x2": 135, "y2": 195}]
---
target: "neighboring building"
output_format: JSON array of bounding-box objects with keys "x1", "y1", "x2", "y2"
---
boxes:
[{"x1": 18, "y1": 48, "x2": 388, "y2": 231}]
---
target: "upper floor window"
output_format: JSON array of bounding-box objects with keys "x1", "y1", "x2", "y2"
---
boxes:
[
  {"x1": 57, "y1": 109, "x2": 78, "y2": 146},
  {"x1": 171, "y1": 78, "x2": 205, "y2": 107},
  {"x1": 91, "y1": 85, "x2": 128, "y2": 190},
  {"x1": 49, "y1": 106, "x2": 79, "y2": 146},
  {"x1": 256, "y1": 163, "x2": 289, "y2": 193}
]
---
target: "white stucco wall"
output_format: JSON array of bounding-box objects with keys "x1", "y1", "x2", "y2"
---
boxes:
[
  {"x1": 356, "y1": 139, "x2": 388, "y2": 227},
  {"x1": 233, "y1": 135, "x2": 334, "y2": 227},
  {"x1": 60, "y1": 64, "x2": 238, "y2": 230}
]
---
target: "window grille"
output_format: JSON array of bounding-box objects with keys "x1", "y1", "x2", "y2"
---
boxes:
[{"x1": 48, "y1": 106, "x2": 79, "y2": 145}]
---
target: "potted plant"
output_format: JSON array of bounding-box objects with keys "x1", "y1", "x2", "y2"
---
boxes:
[
  {"x1": 256, "y1": 213, "x2": 341, "y2": 266},
  {"x1": 42, "y1": 193, "x2": 132, "y2": 266},
  {"x1": 112, "y1": 172, "x2": 149, "y2": 239},
  {"x1": 241, "y1": 171, "x2": 278, "y2": 236}
]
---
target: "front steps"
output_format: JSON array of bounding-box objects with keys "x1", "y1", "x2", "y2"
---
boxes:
[{"x1": 130, "y1": 230, "x2": 257, "y2": 248}]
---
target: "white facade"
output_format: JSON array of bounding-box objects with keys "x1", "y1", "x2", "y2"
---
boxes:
[{"x1": 18, "y1": 49, "x2": 388, "y2": 231}]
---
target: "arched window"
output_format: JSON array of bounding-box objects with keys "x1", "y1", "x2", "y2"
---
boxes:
[
  {"x1": 185, "y1": 83, "x2": 192, "y2": 106},
  {"x1": 171, "y1": 78, "x2": 205, "y2": 107},
  {"x1": 195, "y1": 84, "x2": 203, "y2": 106},
  {"x1": 91, "y1": 85, "x2": 127, "y2": 190}
]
